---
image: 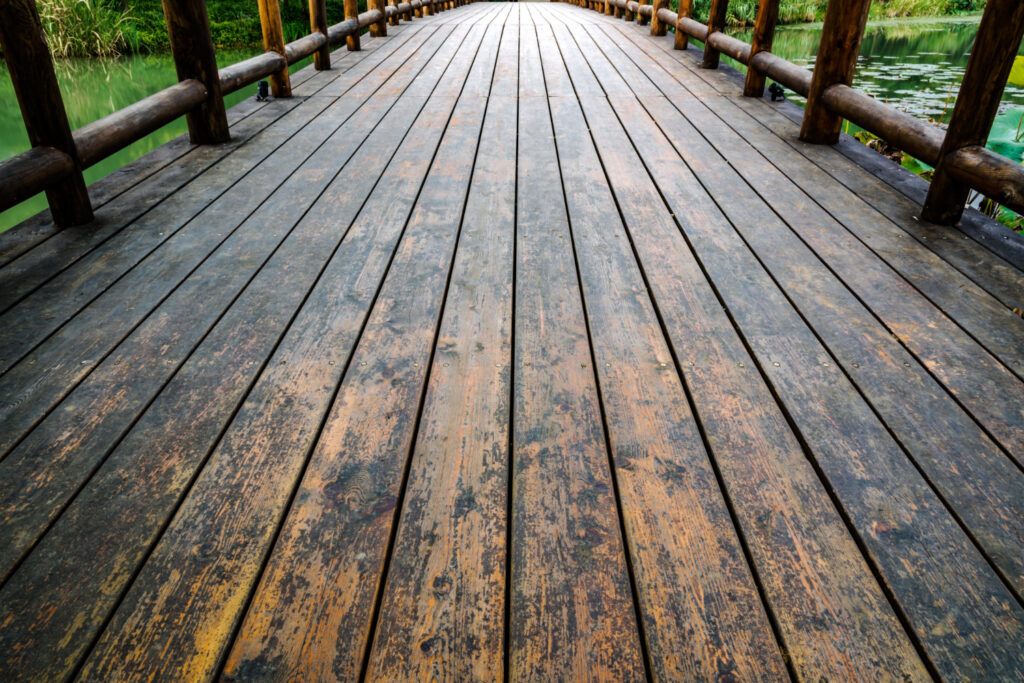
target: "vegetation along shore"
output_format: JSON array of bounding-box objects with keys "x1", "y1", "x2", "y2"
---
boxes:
[{"x1": 32, "y1": 0, "x2": 986, "y2": 57}]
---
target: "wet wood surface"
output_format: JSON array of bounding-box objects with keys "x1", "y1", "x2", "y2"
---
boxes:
[{"x1": 2, "y1": 3, "x2": 1024, "y2": 680}]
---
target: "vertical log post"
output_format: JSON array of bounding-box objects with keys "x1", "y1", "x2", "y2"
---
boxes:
[
  {"x1": 799, "y1": 0, "x2": 871, "y2": 144},
  {"x1": 743, "y1": 0, "x2": 779, "y2": 96},
  {"x1": 650, "y1": 0, "x2": 668, "y2": 36},
  {"x1": 344, "y1": 0, "x2": 361, "y2": 50},
  {"x1": 163, "y1": 0, "x2": 231, "y2": 142},
  {"x1": 0, "y1": 0, "x2": 93, "y2": 226},
  {"x1": 389, "y1": 0, "x2": 399, "y2": 26},
  {"x1": 257, "y1": 0, "x2": 292, "y2": 96},
  {"x1": 637, "y1": 0, "x2": 649, "y2": 25},
  {"x1": 700, "y1": 0, "x2": 730, "y2": 69},
  {"x1": 371, "y1": 0, "x2": 388, "y2": 34},
  {"x1": 625, "y1": 0, "x2": 634, "y2": 22},
  {"x1": 674, "y1": 0, "x2": 692, "y2": 50},
  {"x1": 309, "y1": 0, "x2": 330, "y2": 68},
  {"x1": 922, "y1": 0, "x2": 1024, "y2": 224}
]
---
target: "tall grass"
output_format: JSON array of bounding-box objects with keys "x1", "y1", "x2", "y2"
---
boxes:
[
  {"x1": 37, "y1": 0, "x2": 134, "y2": 57},
  {"x1": 673, "y1": 0, "x2": 983, "y2": 26}
]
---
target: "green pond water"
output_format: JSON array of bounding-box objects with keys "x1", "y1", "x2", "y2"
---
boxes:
[
  {"x1": 0, "y1": 49, "x2": 315, "y2": 233},
  {"x1": 726, "y1": 14, "x2": 1024, "y2": 161},
  {"x1": 2, "y1": 16, "x2": 1023, "y2": 232}
]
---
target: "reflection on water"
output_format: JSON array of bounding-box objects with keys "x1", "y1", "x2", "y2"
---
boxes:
[
  {"x1": 729, "y1": 15, "x2": 1024, "y2": 163},
  {"x1": 0, "y1": 49, "x2": 263, "y2": 232}
]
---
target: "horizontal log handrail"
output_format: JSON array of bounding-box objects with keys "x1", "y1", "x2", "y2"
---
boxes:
[
  {"x1": 75, "y1": 79, "x2": 209, "y2": 167},
  {"x1": 0, "y1": 0, "x2": 461, "y2": 225},
  {"x1": 0, "y1": 148, "x2": 75, "y2": 212},
  {"x1": 643, "y1": 2, "x2": 1024, "y2": 219}
]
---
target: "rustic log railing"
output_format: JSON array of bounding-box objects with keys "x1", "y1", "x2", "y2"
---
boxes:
[
  {"x1": 4, "y1": 0, "x2": 1022, "y2": 230},
  {"x1": 0, "y1": 0, "x2": 466, "y2": 227},
  {"x1": 582, "y1": 0, "x2": 1024, "y2": 226}
]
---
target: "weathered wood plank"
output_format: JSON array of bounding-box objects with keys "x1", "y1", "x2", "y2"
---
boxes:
[
  {"x1": 571, "y1": 19, "x2": 1024, "y2": 675},
  {"x1": 0, "y1": 38, "x2": 401, "y2": 314},
  {"x1": 0, "y1": 41, "x2": 370, "y2": 270},
  {"x1": 547, "y1": 12, "x2": 929, "y2": 679},
  {"x1": 593, "y1": 3, "x2": 1024, "y2": 595},
  {"x1": 636, "y1": 90, "x2": 1024, "y2": 676},
  {"x1": 592, "y1": 21, "x2": 1024, "y2": 386},
  {"x1": 601, "y1": 32, "x2": 1024, "y2": 601},
  {"x1": 0, "y1": 29, "x2": 440, "y2": 460},
  {"x1": 727, "y1": 95, "x2": 1024, "y2": 313},
  {"x1": 704, "y1": 99, "x2": 1024, "y2": 381},
  {"x1": 508, "y1": 27, "x2": 646, "y2": 681},
  {"x1": 0, "y1": 26, "x2": 459, "y2": 586},
  {"x1": 597, "y1": 16, "x2": 1024, "y2": 465},
  {"x1": 670, "y1": 104, "x2": 1024, "y2": 463},
  {"x1": 546, "y1": 66, "x2": 788, "y2": 681},
  {"x1": 596, "y1": 17, "x2": 1024, "y2": 314},
  {"x1": 366, "y1": 30, "x2": 513, "y2": 683},
  {"x1": 226, "y1": 94, "x2": 489, "y2": 683},
  {"x1": 73, "y1": 26, "x2": 488, "y2": 683},
  {"x1": 222, "y1": 25, "x2": 501, "y2": 683},
  {"x1": 0, "y1": 30, "x2": 481, "y2": 681}
]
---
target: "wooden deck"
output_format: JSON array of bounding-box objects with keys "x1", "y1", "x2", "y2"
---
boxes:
[{"x1": 2, "y1": 3, "x2": 1024, "y2": 680}]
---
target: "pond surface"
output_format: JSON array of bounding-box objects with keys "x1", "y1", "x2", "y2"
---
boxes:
[
  {"x1": 0, "y1": 48, "x2": 306, "y2": 233},
  {"x1": 729, "y1": 15, "x2": 1024, "y2": 162}
]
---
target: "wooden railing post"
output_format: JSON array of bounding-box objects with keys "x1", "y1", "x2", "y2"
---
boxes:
[
  {"x1": 624, "y1": 0, "x2": 635, "y2": 22},
  {"x1": 257, "y1": 0, "x2": 292, "y2": 97},
  {"x1": 605, "y1": 0, "x2": 614, "y2": 17},
  {"x1": 389, "y1": 0, "x2": 399, "y2": 26},
  {"x1": 743, "y1": 0, "x2": 778, "y2": 96},
  {"x1": 674, "y1": 0, "x2": 692, "y2": 49},
  {"x1": 922, "y1": 0, "x2": 1024, "y2": 225},
  {"x1": 799, "y1": 0, "x2": 870, "y2": 144},
  {"x1": 637, "y1": 0, "x2": 649, "y2": 26},
  {"x1": 163, "y1": 0, "x2": 231, "y2": 143},
  {"x1": 344, "y1": 0, "x2": 361, "y2": 51},
  {"x1": 371, "y1": 0, "x2": 388, "y2": 34},
  {"x1": 700, "y1": 0, "x2": 729, "y2": 69},
  {"x1": 310, "y1": 0, "x2": 331, "y2": 67},
  {"x1": 650, "y1": 0, "x2": 668, "y2": 36},
  {"x1": 0, "y1": 0, "x2": 93, "y2": 226}
]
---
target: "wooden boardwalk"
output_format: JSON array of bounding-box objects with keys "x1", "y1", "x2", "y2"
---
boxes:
[{"x1": 2, "y1": 3, "x2": 1024, "y2": 680}]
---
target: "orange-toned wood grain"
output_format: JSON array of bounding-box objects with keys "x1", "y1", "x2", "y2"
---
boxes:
[
  {"x1": 546, "y1": 84, "x2": 789, "y2": 679},
  {"x1": 508, "y1": 56, "x2": 646, "y2": 683},
  {"x1": 542, "y1": 11, "x2": 928, "y2": 679},
  {"x1": 367, "y1": 33, "x2": 515, "y2": 683},
  {"x1": 73, "y1": 30, "x2": 479, "y2": 682},
  {"x1": 222, "y1": 29, "x2": 496, "y2": 683}
]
